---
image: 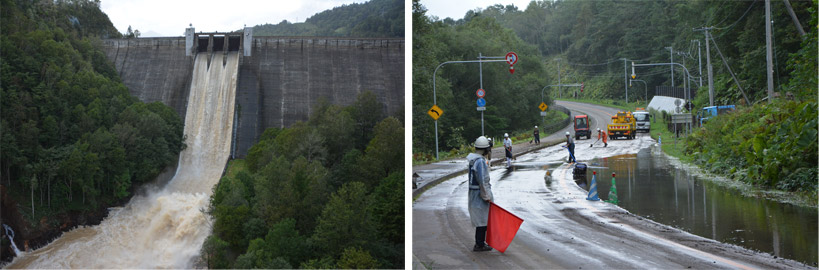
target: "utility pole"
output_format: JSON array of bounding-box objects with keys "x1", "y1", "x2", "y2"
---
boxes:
[
  {"x1": 479, "y1": 53, "x2": 484, "y2": 134},
  {"x1": 765, "y1": 0, "x2": 775, "y2": 103},
  {"x1": 694, "y1": 40, "x2": 703, "y2": 87},
  {"x1": 665, "y1": 47, "x2": 674, "y2": 87},
  {"x1": 623, "y1": 58, "x2": 628, "y2": 104},
  {"x1": 694, "y1": 27, "x2": 715, "y2": 106},
  {"x1": 708, "y1": 31, "x2": 751, "y2": 105},
  {"x1": 782, "y1": 0, "x2": 806, "y2": 37}
]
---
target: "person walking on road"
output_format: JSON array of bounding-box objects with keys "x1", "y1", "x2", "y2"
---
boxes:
[
  {"x1": 485, "y1": 135, "x2": 493, "y2": 164},
  {"x1": 595, "y1": 128, "x2": 608, "y2": 147},
  {"x1": 565, "y1": 131, "x2": 576, "y2": 163},
  {"x1": 533, "y1": 126, "x2": 540, "y2": 145},
  {"x1": 503, "y1": 133, "x2": 513, "y2": 168},
  {"x1": 467, "y1": 136, "x2": 494, "y2": 252}
]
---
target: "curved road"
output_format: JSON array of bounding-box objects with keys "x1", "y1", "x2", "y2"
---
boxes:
[{"x1": 411, "y1": 101, "x2": 808, "y2": 269}]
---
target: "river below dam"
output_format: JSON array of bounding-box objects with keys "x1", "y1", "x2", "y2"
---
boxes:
[{"x1": 7, "y1": 52, "x2": 239, "y2": 268}]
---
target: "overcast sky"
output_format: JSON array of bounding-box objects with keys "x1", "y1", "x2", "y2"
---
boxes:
[
  {"x1": 420, "y1": 0, "x2": 533, "y2": 21},
  {"x1": 101, "y1": 0, "x2": 368, "y2": 37}
]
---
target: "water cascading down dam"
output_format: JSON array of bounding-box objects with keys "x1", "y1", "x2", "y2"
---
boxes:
[{"x1": 8, "y1": 50, "x2": 240, "y2": 268}]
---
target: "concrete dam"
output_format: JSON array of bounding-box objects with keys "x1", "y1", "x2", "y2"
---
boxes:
[{"x1": 100, "y1": 27, "x2": 404, "y2": 157}]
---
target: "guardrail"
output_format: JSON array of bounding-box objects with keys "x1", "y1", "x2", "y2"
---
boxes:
[{"x1": 541, "y1": 104, "x2": 572, "y2": 134}]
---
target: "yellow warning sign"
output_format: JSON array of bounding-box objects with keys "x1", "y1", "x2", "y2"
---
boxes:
[
  {"x1": 428, "y1": 104, "x2": 443, "y2": 120},
  {"x1": 538, "y1": 102, "x2": 548, "y2": 111}
]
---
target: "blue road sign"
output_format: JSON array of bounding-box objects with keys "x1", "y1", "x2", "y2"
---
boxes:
[{"x1": 476, "y1": 98, "x2": 486, "y2": 107}]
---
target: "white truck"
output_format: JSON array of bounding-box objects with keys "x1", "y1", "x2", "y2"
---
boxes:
[{"x1": 632, "y1": 109, "x2": 651, "y2": 133}]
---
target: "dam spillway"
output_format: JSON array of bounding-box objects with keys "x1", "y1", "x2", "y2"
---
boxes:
[{"x1": 7, "y1": 52, "x2": 240, "y2": 268}]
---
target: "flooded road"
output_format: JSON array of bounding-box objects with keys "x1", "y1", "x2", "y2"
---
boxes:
[
  {"x1": 576, "y1": 147, "x2": 818, "y2": 266},
  {"x1": 413, "y1": 132, "x2": 812, "y2": 269}
]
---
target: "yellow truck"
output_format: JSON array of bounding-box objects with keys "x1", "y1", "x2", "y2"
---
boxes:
[{"x1": 607, "y1": 111, "x2": 636, "y2": 140}]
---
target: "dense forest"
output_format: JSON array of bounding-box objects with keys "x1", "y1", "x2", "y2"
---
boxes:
[
  {"x1": 413, "y1": 0, "x2": 816, "y2": 194},
  {"x1": 1, "y1": 0, "x2": 184, "y2": 252},
  {"x1": 252, "y1": 0, "x2": 404, "y2": 37},
  {"x1": 201, "y1": 92, "x2": 404, "y2": 269},
  {"x1": 412, "y1": 1, "x2": 550, "y2": 155}
]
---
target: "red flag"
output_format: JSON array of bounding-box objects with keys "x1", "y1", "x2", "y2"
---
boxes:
[{"x1": 486, "y1": 202, "x2": 524, "y2": 253}]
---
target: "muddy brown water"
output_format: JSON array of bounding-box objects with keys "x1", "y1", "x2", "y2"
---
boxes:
[{"x1": 573, "y1": 147, "x2": 818, "y2": 266}]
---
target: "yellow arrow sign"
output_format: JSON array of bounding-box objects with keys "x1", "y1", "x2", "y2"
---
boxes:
[
  {"x1": 538, "y1": 102, "x2": 548, "y2": 111},
  {"x1": 428, "y1": 104, "x2": 443, "y2": 120}
]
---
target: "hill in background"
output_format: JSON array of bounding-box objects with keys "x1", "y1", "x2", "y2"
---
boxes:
[{"x1": 252, "y1": 0, "x2": 403, "y2": 37}]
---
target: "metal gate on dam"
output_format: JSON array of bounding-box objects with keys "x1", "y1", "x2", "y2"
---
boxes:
[{"x1": 101, "y1": 27, "x2": 404, "y2": 158}]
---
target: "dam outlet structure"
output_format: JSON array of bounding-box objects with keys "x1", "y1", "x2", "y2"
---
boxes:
[{"x1": 100, "y1": 27, "x2": 404, "y2": 158}]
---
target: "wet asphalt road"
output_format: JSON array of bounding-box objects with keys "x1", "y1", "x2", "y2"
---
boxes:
[{"x1": 411, "y1": 101, "x2": 811, "y2": 269}]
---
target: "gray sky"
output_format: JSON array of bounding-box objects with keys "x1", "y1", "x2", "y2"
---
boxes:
[
  {"x1": 101, "y1": 0, "x2": 368, "y2": 37},
  {"x1": 420, "y1": 0, "x2": 533, "y2": 21}
]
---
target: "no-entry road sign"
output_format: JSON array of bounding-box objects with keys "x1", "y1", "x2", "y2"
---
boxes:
[{"x1": 506, "y1": 52, "x2": 518, "y2": 66}]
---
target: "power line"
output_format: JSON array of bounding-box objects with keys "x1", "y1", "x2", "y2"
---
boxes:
[
  {"x1": 713, "y1": 0, "x2": 758, "y2": 31},
  {"x1": 564, "y1": 58, "x2": 622, "y2": 67}
]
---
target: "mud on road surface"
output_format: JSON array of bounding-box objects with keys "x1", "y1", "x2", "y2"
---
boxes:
[{"x1": 413, "y1": 133, "x2": 814, "y2": 269}]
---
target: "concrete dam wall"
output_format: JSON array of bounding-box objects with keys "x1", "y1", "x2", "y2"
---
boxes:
[{"x1": 101, "y1": 34, "x2": 404, "y2": 158}]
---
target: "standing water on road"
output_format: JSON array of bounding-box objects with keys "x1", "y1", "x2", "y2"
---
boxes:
[
  {"x1": 577, "y1": 147, "x2": 818, "y2": 266},
  {"x1": 7, "y1": 52, "x2": 239, "y2": 268}
]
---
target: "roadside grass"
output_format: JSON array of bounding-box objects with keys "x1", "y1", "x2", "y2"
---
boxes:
[{"x1": 646, "y1": 111, "x2": 688, "y2": 160}]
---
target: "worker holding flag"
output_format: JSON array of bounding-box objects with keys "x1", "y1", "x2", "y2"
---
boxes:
[{"x1": 467, "y1": 136, "x2": 494, "y2": 252}]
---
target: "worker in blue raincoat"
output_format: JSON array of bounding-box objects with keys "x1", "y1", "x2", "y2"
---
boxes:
[
  {"x1": 565, "y1": 131, "x2": 576, "y2": 163},
  {"x1": 467, "y1": 136, "x2": 494, "y2": 252}
]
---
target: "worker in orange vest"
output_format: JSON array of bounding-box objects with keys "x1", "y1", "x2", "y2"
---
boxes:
[{"x1": 595, "y1": 128, "x2": 608, "y2": 147}]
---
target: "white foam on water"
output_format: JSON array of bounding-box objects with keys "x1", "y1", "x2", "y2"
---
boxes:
[{"x1": 8, "y1": 52, "x2": 239, "y2": 268}]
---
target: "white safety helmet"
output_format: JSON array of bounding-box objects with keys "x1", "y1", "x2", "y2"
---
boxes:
[
  {"x1": 475, "y1": 136, "x2": 490, "y2": 149},
  {"x1": 535, "y1": 126, "x2": 538, "y2": 129},
  {"x1": 504, "y1": 133, "x2": 509, "y2": 138},
  {"x1": 597, "y1": 128, "x2": 601, "y2": 132},
  {"x1": 565, "y1": 131, "x2": 570, "y2": 136}
]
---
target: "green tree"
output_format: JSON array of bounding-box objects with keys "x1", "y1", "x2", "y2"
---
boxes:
[
  {"x1": 361, "y1": 117, "x2": 404, "y2": 185},
  {"x1": 312, "y1": 182, "x2": 375, "y2": 258},
  {"x1": 337, "y1": 247, "x2": 379, "y2": 269},
  {"x1": 200, "y1": 235, "x2": 230, "y2": 269}
]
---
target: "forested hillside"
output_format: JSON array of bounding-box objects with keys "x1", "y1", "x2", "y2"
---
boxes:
[
  {"x1": 252, "y1": 0, "x2": 403, "y2": 37},
  {"x1": 471, "y1": 0, "x2": 814, "y2": 104},
  {"x1": 201, "y1": 92, "x2": 404, "y2": 269},
  {"x1": 412, "y1": 1, "x2": 549, "y2": 155},
  {"x1": 1, "y1": 0, "x2": 184, "y2": 258}
]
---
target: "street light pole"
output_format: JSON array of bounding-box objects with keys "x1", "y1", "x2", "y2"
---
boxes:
[
  {"x1": 630, "y1": 79, "x2": 648, "y2": 104},
  {"x1": 431, "y1": 58, "x2": 510, "y2": 160}
]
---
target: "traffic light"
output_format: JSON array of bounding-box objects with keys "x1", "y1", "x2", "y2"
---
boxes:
[{"x1": 580, "y1": 82, "x2": 585, "y2": 93}]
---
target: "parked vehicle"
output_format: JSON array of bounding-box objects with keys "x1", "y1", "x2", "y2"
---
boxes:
[
  {"x1": 632, "y1": 108, "x2": 651, "y2": 133},
  {"x1": 607, "y1": 111, "x2": 636, "y2": 140},
  {"x1": 574, "y1": 115, "x2": 591, "y2": 140},
  {"x1": 698, "y1": 105, "x2": 736, "y2": 126}
]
